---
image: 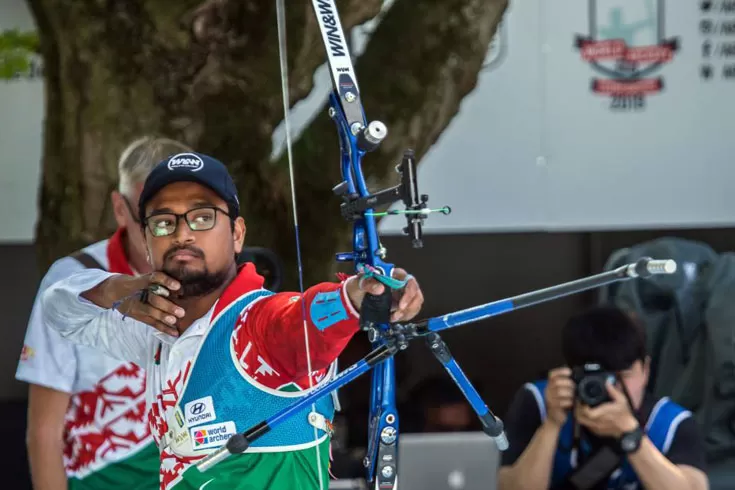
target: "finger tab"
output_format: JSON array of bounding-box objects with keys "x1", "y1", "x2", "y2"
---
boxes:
[{"x1": 359, "y1": 289, "x2": 393, "y2": 330}]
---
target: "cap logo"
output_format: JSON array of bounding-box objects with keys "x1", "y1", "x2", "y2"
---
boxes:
[{"x1": 168, "y1": 153, "x2": 204, "y2": 172}]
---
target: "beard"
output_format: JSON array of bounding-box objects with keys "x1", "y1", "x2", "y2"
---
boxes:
[{"x1": 162, "y1": 246, "x2": 231, "y2": 298}]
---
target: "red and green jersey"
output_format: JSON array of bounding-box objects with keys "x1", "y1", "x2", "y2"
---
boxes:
[{"x1": 42, "y1": 261, "x2": 361, "y2": 490}]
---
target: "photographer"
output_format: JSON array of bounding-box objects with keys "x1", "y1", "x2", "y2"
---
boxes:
[{"x1": 497, "y1": 305, "x2": 708, "y2": 490}]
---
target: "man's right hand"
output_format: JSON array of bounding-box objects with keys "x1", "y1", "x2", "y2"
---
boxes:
[
  {"x1": 82, "y1": 272, "x2": 185, "y2": 337},
  {"x1": 543, "y1": 366, "x2": 575, "y2": 427}
]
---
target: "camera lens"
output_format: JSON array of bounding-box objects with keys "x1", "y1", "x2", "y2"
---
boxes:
[
  {"x1": 578, "y1": 376, "x2": 608, "y2": 407},
  {"x1": 583, "y1": 382, "x2": 603, "y2": 399}
]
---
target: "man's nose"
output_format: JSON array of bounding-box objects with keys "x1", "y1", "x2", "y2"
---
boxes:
[{"x1": 172, "y1": 217, "x2": 195, "y2": 244}]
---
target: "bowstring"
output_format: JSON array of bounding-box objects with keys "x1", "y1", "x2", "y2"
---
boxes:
[{"x1": 275, "y1": 2, "x2": 325, "y2": 489}]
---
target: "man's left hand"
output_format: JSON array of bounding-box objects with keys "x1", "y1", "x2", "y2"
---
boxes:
[
  {"x1": 345, "y1": 267, "x2": 423, "y2": 322},
  {"x1": 575, "y1": 381, "x2": 640, "y2": 439}
]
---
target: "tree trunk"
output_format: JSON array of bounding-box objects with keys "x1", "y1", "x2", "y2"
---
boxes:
[{"x1": 28, "y1": 0, "x2": 507, "y2": 288}]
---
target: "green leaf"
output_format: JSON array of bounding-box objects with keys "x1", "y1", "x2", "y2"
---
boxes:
[
  {"x1": 0, "y1": 29, "x2": 39, "y2": 52},
  {"x1": 0, "y1": 29, "x2": 40, "y2": 80}
]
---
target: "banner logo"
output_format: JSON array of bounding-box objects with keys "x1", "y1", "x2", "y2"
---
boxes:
[{"x1": 574, "y1": 0, "x2": 679, "y2": 111}]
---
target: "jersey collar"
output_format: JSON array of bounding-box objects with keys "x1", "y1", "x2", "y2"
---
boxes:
[
  {"x1": 107, "y1": 227, "x2": 136, "y2": 276},
  {"x1": 151, "y1": 263, "x2": 265, "y2": 345}
]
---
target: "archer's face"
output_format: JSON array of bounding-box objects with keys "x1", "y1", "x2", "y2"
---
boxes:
[{"x1": 142, "y1": 181, "x2": 246, "y2": 297}]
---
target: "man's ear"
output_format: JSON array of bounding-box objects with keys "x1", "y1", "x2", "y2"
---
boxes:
[
  {"x1": 110, "y1": 191, "x2": 126, "y2": 228},
  {"x1": 233, "y1": 217, "x2": 246, "y2": 254}
]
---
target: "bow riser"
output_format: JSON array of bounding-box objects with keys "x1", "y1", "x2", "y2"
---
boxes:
[
  {"x1": 325, "y1": 63, "x2": 400, "y2": 487},
  {"x1": 315, "y1": 3, "x2": 441, "y2": 487}
]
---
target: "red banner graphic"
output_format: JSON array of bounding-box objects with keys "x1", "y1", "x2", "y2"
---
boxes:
[
  {"x1": 591, "y1": 78, "x2": 663, "y2": 95},
  {"x1": 578, "y1": 39, "x2": 676, "y2": 64}
]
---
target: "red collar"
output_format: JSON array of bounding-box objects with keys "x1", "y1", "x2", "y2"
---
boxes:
[
  {"x1": 106, "y1": 227, "x2": 135, "y2": 275},
  {"x1": 212, "y1": 263, "x2": 265, "y2": 318}
]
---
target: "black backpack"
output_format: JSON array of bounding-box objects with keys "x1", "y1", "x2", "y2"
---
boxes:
[{"x1": 599, "y1": 237, "x2": 735, "y2": 464}]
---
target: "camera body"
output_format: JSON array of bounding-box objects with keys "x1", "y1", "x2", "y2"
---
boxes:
[{"x1": 572, "y1": 363, "x2": 616, "y2": 407}]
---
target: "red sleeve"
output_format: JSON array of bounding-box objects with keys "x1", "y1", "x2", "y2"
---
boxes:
[{"x1": 232, "y1": 278, "x2": 360, "y2": 390}]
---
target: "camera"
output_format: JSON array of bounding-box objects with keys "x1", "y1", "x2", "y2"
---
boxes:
[{"x1": 572, "y1": 363, "x2": 616, "y2": 407}]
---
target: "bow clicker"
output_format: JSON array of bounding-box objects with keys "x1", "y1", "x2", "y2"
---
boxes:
[{"x1": 195, "y1": 2, "x2": 679, "y2": 489}]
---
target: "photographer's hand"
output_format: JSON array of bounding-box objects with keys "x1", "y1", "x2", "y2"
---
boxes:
[
  {"x1": 544, "y1": 367, "x2": 575, "y2": 427},
  {"x1": 575, "y1": 381, "x2": 639, "y2": 438},
  {"x1": 498, "y1": 368, "x2": 575, "y2": 490}
]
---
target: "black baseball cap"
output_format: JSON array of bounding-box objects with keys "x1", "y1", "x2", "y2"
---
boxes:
[{"x1": 138, "y1": 152, "x2": 240, "y2": 223}]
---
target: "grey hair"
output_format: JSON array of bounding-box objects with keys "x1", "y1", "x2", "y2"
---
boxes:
[{"x1": 118, "y1": 136, "x2": 193, "y2": 196}]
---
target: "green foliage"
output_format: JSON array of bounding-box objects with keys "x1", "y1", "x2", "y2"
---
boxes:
[{"x1": 0, "y1": 29, "x2": 41, "y2": 80}]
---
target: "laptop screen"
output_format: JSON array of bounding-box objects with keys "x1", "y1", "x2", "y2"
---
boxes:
[{"x1": 396, "y1": 432, "x2": 500, "y2": 490}]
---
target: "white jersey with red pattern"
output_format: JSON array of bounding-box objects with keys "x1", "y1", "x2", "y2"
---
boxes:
[{"x1": 15, "y1": 230, "x2": 158, "y2": 487}]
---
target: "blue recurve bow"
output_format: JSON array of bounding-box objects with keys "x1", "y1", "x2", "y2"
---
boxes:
[{"x1": 195, "y1": 2, "x2": 678, "y2": 489}]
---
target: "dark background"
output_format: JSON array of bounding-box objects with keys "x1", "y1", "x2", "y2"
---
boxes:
[{"x1": 2, "y1": 225, "x2": 734, "y2": 487}]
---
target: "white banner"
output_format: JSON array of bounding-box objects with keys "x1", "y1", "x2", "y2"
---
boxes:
[{"x1": 381, "y1": 0, "x2": 735, "y2": 234}]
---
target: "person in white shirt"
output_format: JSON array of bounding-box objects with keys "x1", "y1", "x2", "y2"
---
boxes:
[{"x1": 16, "y1": 136, "x2": 191, "y2": 490}]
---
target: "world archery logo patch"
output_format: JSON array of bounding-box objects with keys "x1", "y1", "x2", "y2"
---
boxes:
[
  {"x1": 167, "y1": 153, "x2": 204, "y2": 172},
  {"x1": 193, "y1": 429, "x2": 207, "y2": 446},
  {"x1": 190, "y1": 421, "x2": 237, "y2": 450}
]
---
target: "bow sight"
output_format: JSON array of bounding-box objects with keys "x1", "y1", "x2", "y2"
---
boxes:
[{"x1": 333, "y1": 149, "x2": 451, "y2": 251}]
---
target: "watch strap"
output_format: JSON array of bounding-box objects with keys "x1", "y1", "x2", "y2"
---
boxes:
[{"x1": 619, "y1": 425, "x2": 643, "y2": 454}]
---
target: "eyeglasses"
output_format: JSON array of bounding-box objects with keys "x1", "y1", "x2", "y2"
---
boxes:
[{"x1": 143, "y1": 206, "x2": 229, "y2": 237}]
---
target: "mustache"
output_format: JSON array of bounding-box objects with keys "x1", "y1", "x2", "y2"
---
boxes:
[{"x1": 164, "y1": 245, "x2": 205, "y2": 261}]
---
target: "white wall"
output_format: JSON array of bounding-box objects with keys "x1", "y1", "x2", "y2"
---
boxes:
[
  {"x1": 0, "y1": 2, "x2": 43, "y2": 243},
  {"x1": 380, "y1": 0, "x2": 735, "y2": 234},
  {"x1": 2, "y1": 0, "x2": 735, "y2": 244}
]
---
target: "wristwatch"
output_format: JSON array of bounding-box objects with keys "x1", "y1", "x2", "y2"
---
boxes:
[{"x1": 619, "y1": 425, "x2": 643, "y2": 454}]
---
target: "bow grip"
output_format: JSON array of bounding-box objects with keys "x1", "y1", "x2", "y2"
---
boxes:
[{"x1": 359, "y1": 289, "x2": 392, "y2": 331}]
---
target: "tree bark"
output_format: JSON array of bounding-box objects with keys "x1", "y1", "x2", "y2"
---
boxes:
[{"x1": 28, "y1": 0, "x2": 507, "y2": 289}]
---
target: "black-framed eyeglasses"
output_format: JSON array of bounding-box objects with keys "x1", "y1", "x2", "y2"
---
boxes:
[{"x1": 143, "y1": 206, "x2": 230, "y2": 237}]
